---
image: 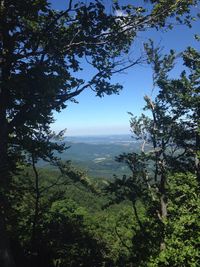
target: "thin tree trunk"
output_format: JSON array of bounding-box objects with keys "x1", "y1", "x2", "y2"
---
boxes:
[
  {"x1": 159, "y1": 167, "x2": 167, "y2": 251},
  {"x1": 132, "y1": 203, "x2": 144, "y2": 231},
  {"x1": 30, "y1": 154, "x2": 40, "y2": 267},
  {"x1": 195, "y1": 118, "x2": 200, "y2": 183},
  {"x1": 31, "y1": 154, "x2": 40, "y2": 251}
]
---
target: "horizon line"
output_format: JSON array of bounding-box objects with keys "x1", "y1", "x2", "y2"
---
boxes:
[{"x1": 64, "y1": 133, "x2": 133, "y2": 137}]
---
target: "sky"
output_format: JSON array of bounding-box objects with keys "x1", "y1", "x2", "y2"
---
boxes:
[{"x1": 50, "y1": 0, "x2": 200, "y2": 136}]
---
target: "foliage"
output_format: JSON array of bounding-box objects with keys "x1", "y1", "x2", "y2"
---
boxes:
[
  {"x1": 0, "y1": 0, "x2": 198, "y2": 172},
  {"x1": 107, "y1": 43, "x2": 200, "y2": 266},
  {"x1": 0, "y1": 0, "x2": 199, "y2": 266},
  {"x1": 9, "y1": 166, "x2": 138, "y2": 267},
  {"x1": 149, "y1": 172, "x2": 200, "y2": 267}
]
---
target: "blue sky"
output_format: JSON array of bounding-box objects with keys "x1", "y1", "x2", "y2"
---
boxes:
[{"x1": 50, "y1": 0, "x2": 200, "y2": 136}]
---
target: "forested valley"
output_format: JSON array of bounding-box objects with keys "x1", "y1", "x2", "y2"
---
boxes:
[{"x1": 0, "y1": 1, "x2": 199, "y2": 266}]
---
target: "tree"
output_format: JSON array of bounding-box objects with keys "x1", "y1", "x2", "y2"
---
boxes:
[
  {"x1": 108, "y1": 42, "x2": 200, "y2": 266},
  {"x1": 0, "y1": 0, "x2": 198, "y2": 266},
  {"x1": 150, "y1": 172, "x2": 200, "y2": 267}
]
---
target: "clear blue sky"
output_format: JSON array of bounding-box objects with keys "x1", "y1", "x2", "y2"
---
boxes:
[{"x1": 50, "y1": 0, "x2": 200, "y2": 136}]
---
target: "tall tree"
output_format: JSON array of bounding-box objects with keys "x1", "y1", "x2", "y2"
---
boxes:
[
  {"x1": 0, "y1": 0, "x2": 198, "y2": 266},
  {"x1": 108, "y1": 42, "x2": 200, "y2": 266}
]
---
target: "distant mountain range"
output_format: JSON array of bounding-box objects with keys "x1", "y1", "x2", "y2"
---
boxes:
[{"x1": 63, "y1": 134, "x2": 137, "y2": 144}]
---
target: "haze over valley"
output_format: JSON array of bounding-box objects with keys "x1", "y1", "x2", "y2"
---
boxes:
[{"x1": 41, "y1": 134, "x2": 143, "y2": 178}]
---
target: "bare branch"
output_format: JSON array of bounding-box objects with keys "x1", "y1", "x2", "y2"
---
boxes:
[{"x1": 111, "y1": 57, "x2": 145, "y2": 74}]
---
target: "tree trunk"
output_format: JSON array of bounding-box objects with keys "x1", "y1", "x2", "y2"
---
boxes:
[
  {"x1": 31, "y1": 154, "x2": 40, "y2": 255},
  {"x1": 0, "y1": 4, "x2": 15, "y2": 259},
  {"x1": 159, "y1": 170, "x2": 167, "y2": 251},
  {"x1": 0, "y1": 96, "x2": 15, "y2": 267},
  {"x1": 0, "y1": 214, "x2": 15, "y2": 267},
  {"x1": 195, "y1": 114, "x2": 200, "y2": 183}
]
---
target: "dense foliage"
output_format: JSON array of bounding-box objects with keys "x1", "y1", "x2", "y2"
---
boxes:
[
  {"x1": 9, "y1": 167, "x2": 136, "y2": 267},
  {"x1": 0, "y1": 0, "x2": 199, "y2": 266},
  {"x1": 107, "y1": 44, "x2": 200, "y2": 266}
]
